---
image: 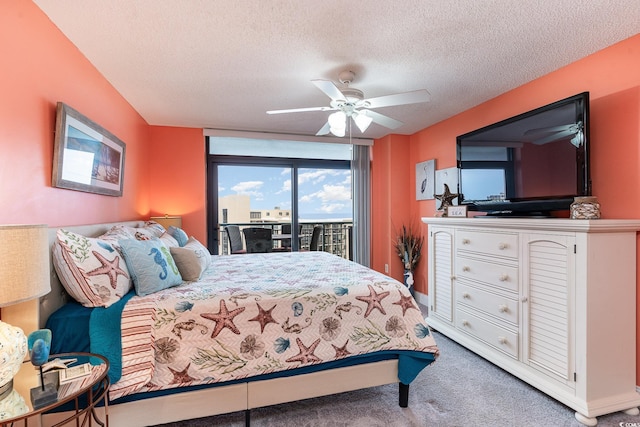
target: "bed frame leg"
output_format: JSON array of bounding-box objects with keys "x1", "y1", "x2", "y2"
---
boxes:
[
  {"x1": 399, "y1": 382, "x2": 409, "y2": 407},
  {"x1": 245, "y1": 409, "x2": 251, "y2": 427}
]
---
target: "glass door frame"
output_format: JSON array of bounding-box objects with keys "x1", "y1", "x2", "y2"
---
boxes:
[{"x1": 207, "y1": 154, "x2": 350, "y2": 254}]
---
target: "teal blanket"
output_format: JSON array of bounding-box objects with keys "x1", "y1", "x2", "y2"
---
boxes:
[{"x1": 89, "y1": 291, "x2": 135, "y2": 383}]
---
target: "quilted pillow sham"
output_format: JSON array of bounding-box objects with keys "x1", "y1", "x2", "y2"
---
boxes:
[
  {"x1": 167, "y1": 226, "x2": 188, "y2": 247},
  {"x1": 119, "y1": 238, "x2": 182, "y2": 296},
  {"x1": 170, "y1": 237, "x2": 211, "y2": 281},
  {"x1": 52, "y1": 229, "x2": 132, "y2": 308}
]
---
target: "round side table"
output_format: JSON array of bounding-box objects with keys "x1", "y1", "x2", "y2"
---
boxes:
[{"x1": 0, "y1": 352, "x2": 109, "y2": 427}]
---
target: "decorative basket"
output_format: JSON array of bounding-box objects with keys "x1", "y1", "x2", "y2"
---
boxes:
[{"x1": 570, "y1": 196, "x2": 600, "y2": 219}]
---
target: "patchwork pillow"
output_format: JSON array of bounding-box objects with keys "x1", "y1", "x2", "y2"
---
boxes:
[
  {"x1": 119, "y1": 238, "x2": 182, "y2": 296},
  {"x1": 170, "y1": 237, "x2": 211, "y2": 281},
  {"x1": 142, "y1": 221, "x2": 166, "y2": 237},
  {"x1": 98, "y1": 225, "x2": 136, "y2": 247},
  {"x1": 52, "y1": 229, "x2": 132, "y2": 308},
  {"x1": 168, "y1": 226, "x2": 188, "y2": 247}
]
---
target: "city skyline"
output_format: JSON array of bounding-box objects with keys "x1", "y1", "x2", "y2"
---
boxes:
[{"x1": 218, "y1": 165, "x2": 353, "y2": 219}]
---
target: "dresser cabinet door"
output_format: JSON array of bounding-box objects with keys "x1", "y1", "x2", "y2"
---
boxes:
[
  {"x1": 429, "y1": 227, "x2": 454, "y2": 323},
  {"x1": 521, "y1": 233, "x2": 575, "y2": 390}
]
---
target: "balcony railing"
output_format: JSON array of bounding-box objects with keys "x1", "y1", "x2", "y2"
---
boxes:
[{"x1": 219, "y1": 221, "x2": 353, "y2": 260}]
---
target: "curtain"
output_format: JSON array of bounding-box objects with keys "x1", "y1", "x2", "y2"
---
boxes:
[{"x1": 352, "y1": 144, "x2": 371, "y2": 267}]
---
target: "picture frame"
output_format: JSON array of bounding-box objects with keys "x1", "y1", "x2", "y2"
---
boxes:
[
  {"x1": 416, "y1": 159, "x2": 435, "y2": 200},
  {"x1": 52, "y1": 102, "x2": 126, "y2": 197},
  {"x1": 447, "y1": 205, "x2": 468, "y2": 217}
]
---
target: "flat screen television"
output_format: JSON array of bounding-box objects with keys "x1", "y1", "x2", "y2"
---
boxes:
[{"x1": 456, "y1": 92, "x2": 591, "y2": 216}]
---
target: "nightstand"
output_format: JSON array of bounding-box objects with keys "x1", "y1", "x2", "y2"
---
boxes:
[{"x1": 1, "y1": 352, "x2": 109, "y2": 426}]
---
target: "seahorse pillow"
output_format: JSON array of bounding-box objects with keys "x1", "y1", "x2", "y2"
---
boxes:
[
  {"x1": 52, "y1": 229, "x2": 132, "y2": 308},
  {"x1": 118, "y1": 238, "x2": 182, "y2": 296}
]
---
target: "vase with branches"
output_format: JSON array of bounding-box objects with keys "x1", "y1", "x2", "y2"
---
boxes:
[{"x1": 395, "y1": 224, "x2": 424, "y2": 295}]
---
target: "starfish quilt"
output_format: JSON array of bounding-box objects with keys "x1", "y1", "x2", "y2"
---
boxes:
[{"x1": 108, "y1": 251, "x2": 439, "y2": 400}]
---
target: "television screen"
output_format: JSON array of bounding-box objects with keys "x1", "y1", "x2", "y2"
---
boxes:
[{"x1": 457, "y1": 92, "x2": 590, "y2": 215}]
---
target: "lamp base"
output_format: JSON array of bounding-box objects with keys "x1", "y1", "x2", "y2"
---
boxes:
[{"x1": 30, "y1": 383, "x2": 58, "y2": 409}]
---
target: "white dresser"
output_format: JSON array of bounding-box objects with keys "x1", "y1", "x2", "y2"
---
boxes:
[{"x1": 422, "y1": 217, "x2": 640, "y2": 426}]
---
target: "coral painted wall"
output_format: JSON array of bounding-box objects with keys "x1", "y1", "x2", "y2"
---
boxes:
[
  {"x1": 0, "y1": 1, "x2": 151, "y2": 227},
  {"x1": 371, "y1": 33, "x2": 640, "y2": 383},
  {"x1": 148, "y1": 126, "x2": 207, "y2": 242}
]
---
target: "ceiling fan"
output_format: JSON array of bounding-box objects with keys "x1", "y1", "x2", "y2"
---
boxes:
[
  {"x1": 266, "y1": 70, "x2": 430, "y2": 137},
  {"x1": 525, "y1": 121, "x2": 584, "y2": 147}
]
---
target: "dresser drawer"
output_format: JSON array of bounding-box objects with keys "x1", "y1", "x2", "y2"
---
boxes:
[
  {"x1": 456, "y1": 308, "x2": 519, "y2": 359},
  {"x1": 455, "y1": 256, "x2": 518, "y2": 292},
  {"x1": 456, "y1": 282, "x2": 518, "y2": 325},
  {"x1": 457, "y1": 229, "x2": 518, "y2": 259}
]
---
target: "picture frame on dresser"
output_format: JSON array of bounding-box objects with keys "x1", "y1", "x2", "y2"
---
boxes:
[{"x1": 52, "y1": 102, "x2": 126, "y2": 197}]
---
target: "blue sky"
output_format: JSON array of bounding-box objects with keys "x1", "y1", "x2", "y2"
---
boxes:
[{"x1": 218, "y1": 165, "x2": 352, "y2": 218}]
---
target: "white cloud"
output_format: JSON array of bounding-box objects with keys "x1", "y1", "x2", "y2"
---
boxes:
[
  {"x1": 320, "y1": 203, "x2": 346, "y2": 213},
  {"x1": 299, "y1": 169, "x2": 343, "y2": 185},
  {"x1": 232, "y1": 181, "x2": 264, "y2": 199}
]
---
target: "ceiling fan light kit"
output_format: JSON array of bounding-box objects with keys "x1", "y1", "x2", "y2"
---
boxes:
[{"x1": 266, "y1": 70, "x2": 430, "y2": 137}]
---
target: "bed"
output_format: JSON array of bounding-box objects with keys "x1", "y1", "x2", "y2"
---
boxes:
[{"x1": 22, "y1": 221, "x2": 438, "y2": 426}]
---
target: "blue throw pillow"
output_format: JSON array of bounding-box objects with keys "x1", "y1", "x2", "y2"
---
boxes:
[
  {"x1": 168, "y1": 226, "x2": 189, "y2": 247},
  {"x1": 118, "y1": 238, "x2": 182, "y2": 296}
]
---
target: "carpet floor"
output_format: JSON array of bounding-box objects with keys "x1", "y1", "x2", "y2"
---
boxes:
[{"x1": 154, "y1": 307, "x2": 639, "y2": 427}]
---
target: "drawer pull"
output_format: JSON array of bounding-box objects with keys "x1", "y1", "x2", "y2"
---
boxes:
[
  {"x1": 499, "y1": 274, "x2": 509, "y2": 282},
  {"x1": 461, "y1": 320, "x2": 470, "y2": 327},
  {"x1": 462, "y1": 266, "x2": 470, "y2": 272},
  {"x1": 522, "y1": 297, "x2": 528, "y2": 303},
  {"x1": 498, "y1": 304, "x2": 508, "y2": 313},
  {"x1": 462, "y1": 292, "x2": 470, "y2": 299},
  {"x1": 462, "y1": 238, "x2": 470, "y2": 245},
  {"x1": 498, "y1": 336, "x2": 508, "y2": 345},
  {"x1": 498, "y1": 242, "x2": 508, "y2": 250}
]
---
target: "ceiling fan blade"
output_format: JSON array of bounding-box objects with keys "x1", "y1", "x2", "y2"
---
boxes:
[
  {"x1": 363, "y1": 109, "x2": 404, "y2": 129},
  {"x1": 531, "y1": 129, "x2": 575, "y2": 145},
  {"x1": 316, "y1": 121, "x2": 331, "y2": 136},
  {"x1": 524, "y1": 124, "x2": 574, "y2": 135},
  {"x1": 311, "y1": 79, "x2": 346, "y2": 102},
  {"x1": 267, "y1": 106, "x2": 334, "y2": 115},
  {"x1": 364, "y1": 89, "x2": 430, "y2": 109}
]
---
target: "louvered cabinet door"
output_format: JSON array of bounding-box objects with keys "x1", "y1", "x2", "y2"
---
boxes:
[
  {"x1": 521, "y1": 233, "x2": 575, "y2": 390},
  {"x1": 429, "y1": 227, "x2": 454, "y2": 323}
]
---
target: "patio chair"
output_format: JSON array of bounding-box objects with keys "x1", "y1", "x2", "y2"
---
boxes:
[
  {"x1": 309, "y1": 225, "x2": 322, "y2": 251},
  {"x1": 243, "y1": 227, "x2": 273, "y2": 253},
  {"x1": 225, "y1": 225, "x2": 246, "y2": 254}
]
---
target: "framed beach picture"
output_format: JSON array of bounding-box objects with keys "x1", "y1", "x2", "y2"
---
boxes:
[
  {"x1": 52, "y1": 102, "x2": 126, "y2": 196},
  {"x1": 416, "y1": 159, "x2": 435, "y2": 200}
]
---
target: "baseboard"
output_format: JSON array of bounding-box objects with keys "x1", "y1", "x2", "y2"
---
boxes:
[{"x1": 413, "y1": 290, "x2": 428, "y2": 308}]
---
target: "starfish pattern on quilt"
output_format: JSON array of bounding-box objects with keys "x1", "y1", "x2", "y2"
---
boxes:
[
  {"x1": 168, "y1": 362, "x2": 196, "y2": 384},
  {"x1": 393, "y1": 291, "x2": 419, "y2": 316},
  {"x1": 86, "y1": 250, "x2": 129, "y2": 289},
  {"x1": 200, "y1": 299, "x2": 246, "y2": 338},
  {"x1": 248, "y1": 302, "x2": 278, "y2": 333},
  {"x1": 355, "y1": 284, "x2": 390, "y2": 317},
  {"x1": 332, "y1": 340, "x2": 352, "y2": 358},
  {"x1": 286, "y1": 338, "x2": 322, "y2": 365}
]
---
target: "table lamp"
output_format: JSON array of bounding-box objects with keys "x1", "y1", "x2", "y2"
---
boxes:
[
  {"x1": 150, "y1": 214, "x2": 182, "y2": 230},
  {"x1": 0, "y1": 224, "x2": 50, "y2": 418}
]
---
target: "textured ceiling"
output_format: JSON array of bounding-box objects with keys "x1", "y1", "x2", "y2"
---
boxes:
[{"x1": 33, "y1": 1, "x2": 640, "y2": 139}]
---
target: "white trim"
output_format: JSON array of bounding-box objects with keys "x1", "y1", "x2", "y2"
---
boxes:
[{"x1": 203, "y1": 128, "x2": 374, "y2": 146}]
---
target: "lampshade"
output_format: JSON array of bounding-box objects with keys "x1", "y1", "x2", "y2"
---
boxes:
[
  {"x1": 353, "y1": 111, "x2": 373, "y2": 133},
  {"x1": 328, "y1": 111, "x2": 346, "y2": 137},
  {"x1": 150, "y1": 215, "x2": 183, "y2": 230},
  {"x1": 0, "y1": 224, "x2": 50, "y2": 308},
  {"x1": 0, "y1": 224, "x2": 50, "y2": 409}
]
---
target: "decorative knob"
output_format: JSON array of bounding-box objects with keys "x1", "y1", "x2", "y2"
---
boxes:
[
  {"x1": 462, "y1": 266, "x2": 470, "y2": 272},
  {"x1": 462, "y1": 320, "x2": 469, "y2": 327},
  {"x1": 522, "y1": 297, "x2": 528, "y2": 303},
  {"x1": 498, "y1": 336, "x2": 507, "y2": 345},
  {"x1": 499, "y1": 274, "x2": 508, "y2": 282},
  {"x1": 499, "y1": 243, "x2": 508, "y2": 250},
  {"x1": 462, "y1": 239, "x2": 470, "y2": 245},
  {"x1": 462, "y1": 293, "x2": 470, "y2": 299},
  {"x1": 498, "y1": 304, "x2": 508, "y2": 313}
]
